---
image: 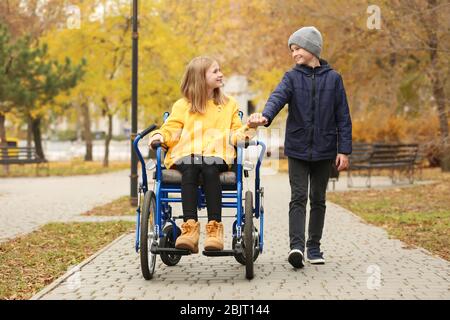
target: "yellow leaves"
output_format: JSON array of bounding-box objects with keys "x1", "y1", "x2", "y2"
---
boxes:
[
  {"x1": 353, "y1": 109, "x2": 441, "y2": 144},
  {"x1": 328, "y1": 170, "x2": 450, "y2": 260},
  {"x1": 0, "y1": 220, "x2": 133, "y2": 299},
  {"x1": 251, "y1": 68, "x2": 285, "y2": 104},
  {"x1": 83, "y1": 195, "x2": 134, "y2": 216}
]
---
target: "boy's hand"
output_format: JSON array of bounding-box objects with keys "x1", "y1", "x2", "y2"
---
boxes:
[
  {"x1": 247, "y1": 113, "x2": 268, "y2": 128},
  {"x1": 148, "y1": 133, "x2": 164, "y2": 150},
  {"x1": 336, "y1": 153, "x2": 349, "y2": 171}
]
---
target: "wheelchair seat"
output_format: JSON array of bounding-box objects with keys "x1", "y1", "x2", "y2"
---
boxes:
[{"x1": 158, "y1": 169, "x2": 236, "y2": 186}]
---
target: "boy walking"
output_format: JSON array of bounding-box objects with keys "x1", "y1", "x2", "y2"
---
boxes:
[{"x1": 248, "y1": 26, "x2": 352, "y2": 268}]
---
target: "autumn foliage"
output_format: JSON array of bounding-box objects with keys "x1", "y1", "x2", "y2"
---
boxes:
[{"x1": 0, "y1": 0, "x2": 448, "y2": 167}]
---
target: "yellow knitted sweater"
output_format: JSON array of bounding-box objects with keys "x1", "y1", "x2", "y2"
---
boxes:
[{"x1": 151, "y1": 96, "x2": 256, "y2": 169}]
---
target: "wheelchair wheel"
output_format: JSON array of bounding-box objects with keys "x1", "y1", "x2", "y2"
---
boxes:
[
  {"x1": 140, "y1": 190, "x2": 157, "y2": 280},
  {"x1": 232, "y1": 226, "x2": 259, "y2": 265},
  {"x1": 244, "y1": 190, "x2": 254, "y2": 280},
  {"x1": 160, "y1": 224, "x2": 182, "y2": 266}
]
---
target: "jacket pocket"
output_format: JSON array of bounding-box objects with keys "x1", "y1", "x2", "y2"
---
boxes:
[
  {"x1": 286, "y1": 127, "x2": 309, "y2": 153},
  {"x1": 316, "y1": 129, "x2": 337, "y2": 153}
]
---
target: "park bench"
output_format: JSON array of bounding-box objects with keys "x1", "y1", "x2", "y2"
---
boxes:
[
  {"x1": 347, "y1": 143, "x2": 419, "y2": 188},
  {"x1": 0, "y1": 146, "x2": 49, "y2": 175},
  {"x1": 413, "y1": 144, "x2": 427, "y2": 181}
]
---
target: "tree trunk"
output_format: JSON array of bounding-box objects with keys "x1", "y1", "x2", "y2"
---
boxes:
[
  {"x1": 103, "y1": 113, "x2": 113, "y2": 167},
  {"x1": 27, "y1": 114, "x2": 33, "y2": 148},
  {"x1": 432, "y1": 75, "x2": 450, "y2": 171},
  {"x1": 81, "y1": 102, "x2": 93, "y2": 161},
  {"x1": 426, "y1": 0, "x2": 449, "y2": 171},
  {"x1": 0, "y1": 113, "x2": 9, "y2": 175},
  {"x1": 0, "y1": 113, "x2": 6, "y2": 146},
  {"x1": 75, "y1": 102, "x2": 82, "y2": 141},
  {"x1": 31, "y1": 116, "x2": 46, "y2": 160}
]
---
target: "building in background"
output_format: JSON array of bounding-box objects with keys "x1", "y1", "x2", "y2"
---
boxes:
[{"x1": 223, "y1": 75, "x2": 255, "y2": 119}]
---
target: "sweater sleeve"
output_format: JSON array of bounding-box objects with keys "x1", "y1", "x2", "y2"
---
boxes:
[
  {"x1": 150, "y1": 100, "x2": 185, "y2": 148},
  {"x1": 229, "y1": 101, "x2": 256, "y2": 146}
]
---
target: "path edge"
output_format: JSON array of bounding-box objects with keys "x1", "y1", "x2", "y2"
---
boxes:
[{"x1": 31, "y1": 232, "x2": 133, "y2": 300}]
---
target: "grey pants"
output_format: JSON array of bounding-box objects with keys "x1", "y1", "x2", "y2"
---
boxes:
[{"x1": 288, "y1": 157, "x2": 332, "y2": 251}]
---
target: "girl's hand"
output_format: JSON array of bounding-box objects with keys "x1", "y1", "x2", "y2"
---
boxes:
[
  {"x1": 148, "y1": 133, "x2": 164, "y2": 150},
  {"x1": 247, "y1": 113, "x2": 268, "y2": 128}
]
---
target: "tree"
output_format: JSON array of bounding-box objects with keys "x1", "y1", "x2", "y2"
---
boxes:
[
  {"x1": 0, "y1": 23, "x2": 42, "y2": 173},
  {"x1": 1, "y1": 0, "x2": 83, "y2": 160},
  {"x1": 0, "y1": 23, "x2": 17, "y2": 148},
  {"x1": 43, "y1": 0, "x2": 197, "y2": 164},
  {"x1": 207, "y1": 0, "x2": 448, "y2": 168},
  {"x1": 10, "y1": 38, "x2": 85, "y2": 159},
  {"x1": 376, "y1": 0, "x2": 449, "y2": 169},
  {"x1": 41, "y1": 4, "x2": 132, "y2": 163},
  {"x1": 0, "y1": 0, "x2": 67, "y2": 39}
]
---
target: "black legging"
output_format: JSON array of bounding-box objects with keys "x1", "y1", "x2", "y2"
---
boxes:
[{"x1": 174, "y1": 155, "x2": 229, "y2": 222}]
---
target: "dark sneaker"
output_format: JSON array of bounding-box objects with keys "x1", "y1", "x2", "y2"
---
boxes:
[
  {"x1": 288, "y1": 249, "x2": 304, "y2": 269},
  {"x1": 306, "y1": 247, "x2": 325, "y2": 264}
]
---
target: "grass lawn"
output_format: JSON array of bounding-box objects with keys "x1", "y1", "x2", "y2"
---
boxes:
[
  {"x1": 0, "y1": 159, "x2": 129, "y2": 177},
  {"x1": 328, "y1": 168, "x2": 450, "y2": 261},
  {"x1": 0, "y1": 221, "x2": 134, "y2": 300},
  {"x1": 83, "y1": 196, "x2": 135, "y2": 216}
]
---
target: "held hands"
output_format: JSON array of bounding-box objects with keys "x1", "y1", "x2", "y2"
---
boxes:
[
  {"x1": 247, "y1": 113, "x2": 268, "y2": 128},
  {"x1": 336, "y1": 153, "x2": 349, "y2": 171}
]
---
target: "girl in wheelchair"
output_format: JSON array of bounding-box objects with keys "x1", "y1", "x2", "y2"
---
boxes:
[{"x1": 148, "y1": 56, "x2": 261, "y2": 253}]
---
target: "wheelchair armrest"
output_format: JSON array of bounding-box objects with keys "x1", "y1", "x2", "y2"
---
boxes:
[{"x1": 154, "y1": 145, "x2": 168, "y2": 182}]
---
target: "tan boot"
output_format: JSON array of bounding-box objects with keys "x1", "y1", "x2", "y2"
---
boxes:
[
  {"x1": 204, "y1": 220, "x2": 224, "y2": 251},
  {"x1": 175, "y1": 219, "x2": 200, "y2": 253}
]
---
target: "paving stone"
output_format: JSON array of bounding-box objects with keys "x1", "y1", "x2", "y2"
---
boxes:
[{"x1": 32, "y1": 173, "x2": 450, "y2": 300}]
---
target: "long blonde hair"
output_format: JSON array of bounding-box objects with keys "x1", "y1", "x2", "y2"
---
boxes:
[{"x1": 180, "y1": 56, "x2": 228, "y2": 114}]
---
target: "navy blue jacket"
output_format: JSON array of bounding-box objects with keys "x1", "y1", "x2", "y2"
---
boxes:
[{"x1": 262, "y1": 59, "x2": 352, "y2": 161}]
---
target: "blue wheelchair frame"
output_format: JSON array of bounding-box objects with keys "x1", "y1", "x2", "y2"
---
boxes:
[{"x1": 133, "y1": 112, "x2": 266, "y2": 257}]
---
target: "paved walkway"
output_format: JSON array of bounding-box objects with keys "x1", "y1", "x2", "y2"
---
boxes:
[
  {"x1": 0, "y1": 170, "x2": 131, "y2": 243},
  {"x1": 33, "y1": 173, "x2": 449, "y2": 300}
]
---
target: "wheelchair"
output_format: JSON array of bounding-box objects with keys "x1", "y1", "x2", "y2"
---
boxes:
[{"x1": 133, "y1": 112, "x2": 266, "y2": 280}]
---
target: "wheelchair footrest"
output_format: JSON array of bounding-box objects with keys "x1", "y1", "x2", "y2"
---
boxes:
[
  {"x1": 202, "y1": 250, "x2": 236, "y2": 257},
  {"x1": 151, "y1": 247, "x2": 192, "y2": 255}
]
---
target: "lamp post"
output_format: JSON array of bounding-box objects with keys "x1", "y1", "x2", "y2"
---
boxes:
[{"x1": 130, "y1": 0, "x2": 138, "y2": 205}]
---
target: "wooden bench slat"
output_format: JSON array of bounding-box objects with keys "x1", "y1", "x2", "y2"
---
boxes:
[{"x1": 0, "y1": 147, "x2": 46, "y2": 164}]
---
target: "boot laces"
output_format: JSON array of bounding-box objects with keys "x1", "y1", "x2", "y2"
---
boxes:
[
  {"x1": 181, "y1": 222, "x2": 193, "y2": 235},
  {"x1": 206, "y1": 221, "x2": 219, "y2": 237}
]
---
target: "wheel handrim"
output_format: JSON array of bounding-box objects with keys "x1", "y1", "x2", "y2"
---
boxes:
[{"x1": 148, "y1": 200, "x2": 156, "y2": 272}]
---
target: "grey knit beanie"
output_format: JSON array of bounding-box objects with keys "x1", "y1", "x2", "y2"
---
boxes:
[{"x1": 288, "y1": 26, "x2": 323, "y2": 58}]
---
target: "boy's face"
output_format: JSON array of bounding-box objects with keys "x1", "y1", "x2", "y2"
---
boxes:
[{"x1": 290, "y1": 44, "x2": 315, "y2": 65}]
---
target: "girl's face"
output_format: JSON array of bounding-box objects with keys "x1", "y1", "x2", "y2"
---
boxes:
[
  {"x1": 205, "y1": 61, "x2": 224, "y2": 90},
  {"x1": 290, "y1": 44, "x2": 315, "y2": 65}
]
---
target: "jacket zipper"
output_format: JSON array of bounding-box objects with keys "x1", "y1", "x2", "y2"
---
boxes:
[{"x1": 309, "y1": 70, "x2": 316, "y2": 160}]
